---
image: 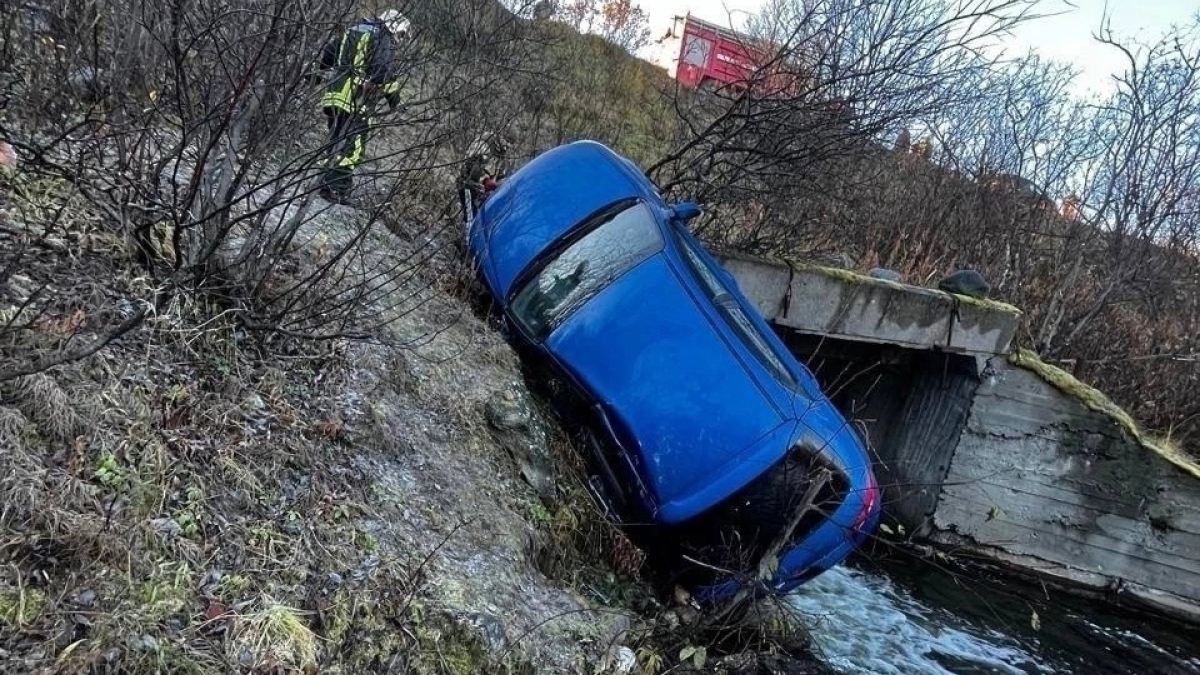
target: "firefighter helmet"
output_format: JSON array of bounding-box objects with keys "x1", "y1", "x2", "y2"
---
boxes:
[{"x1": 378, "y1": 9, "x2": 410, "y2": 38}]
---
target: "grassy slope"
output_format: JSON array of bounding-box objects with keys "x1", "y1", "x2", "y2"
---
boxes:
[{"x1": 0, "y1": 168, "x2": 634, "y2": 673}]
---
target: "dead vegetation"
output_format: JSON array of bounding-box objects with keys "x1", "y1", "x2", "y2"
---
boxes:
[{"x1": 0, "y1": 180, "x2": 632, "y2": 673}]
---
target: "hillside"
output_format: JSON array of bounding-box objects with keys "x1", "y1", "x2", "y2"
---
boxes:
[
  {"x1": 0, "y1": 3, "x2": 836, "y2": 673},
  {"x1": 2, "y1": 0, "x2": 1197, "y2": 670}
]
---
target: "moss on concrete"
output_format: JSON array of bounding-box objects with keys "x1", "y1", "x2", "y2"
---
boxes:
[
  {"x1": 796, "y1": 263, "x2": 1023, "y2": 315},
  {"x1": 1009, "y1": 348, "x2": 1200, "y2": 480},
  {"x1": 730, "y1": 248, "x2": 1025, "y2": 317}
]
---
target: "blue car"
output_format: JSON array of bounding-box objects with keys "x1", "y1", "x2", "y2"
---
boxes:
[{"x1": 466, "y1": 140, "x2": 880, "y2": 601}]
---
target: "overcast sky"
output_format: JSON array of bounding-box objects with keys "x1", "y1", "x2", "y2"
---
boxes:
[{"x1": 638, "y1": 0, "x2": 1198, "y2": 96}]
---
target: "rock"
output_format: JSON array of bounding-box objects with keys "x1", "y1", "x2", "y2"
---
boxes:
[
  {"x1": 483, "y1": 388, "x2": 556, "y2": 501},
  {"x1": 809, "y1": 252, "x2": 856, "y2": 270},
  {"x1": 868, "y1": 267, "x2": 903, "y2": 283},
  {"x1": 128, "y1": 634, "x2": 159, "y2": 653},
  {"x1": 937, "y1": 269, "x2": 991, "y2": 299},
  {"x1": 460, "y1": 611, "x2": 508, "y2": 652},
  {"x1": 73, "y1": 589, "x2": 97, "y2": 607},
  {"x1": 242, "y1": 392, "x2": 267, "y2": 412},
  {"x1": 150, "y1": 517, "x2": 183, "y2": 537}
]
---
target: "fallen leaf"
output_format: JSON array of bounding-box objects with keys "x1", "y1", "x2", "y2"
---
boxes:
[
  {"x1": 55, "y1": 639, "x2": 86, "y2": 667},
  {"x1": 1030, "y1": 608, "x2": 1041, "y2": 631},
  {"x1": 32, "y1": 309, "x2": 87, "y2": 337},
  {"x1": 163, "y1": 404, "x2": 191, "y2": 429},
  {"x1": 206, "y1": 601, "x2": 229, "y2": 621},
  {"x1": 311, "y1": 418, "x2": 343, "y2": 439}
]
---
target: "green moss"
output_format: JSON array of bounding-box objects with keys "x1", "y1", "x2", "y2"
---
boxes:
[
  {"x1": 949, "y1": 291, "x2": 1023, "y2": 315},
  {"x1": 794, "y1": 262, "x2": 1024, "y2": 315},
  {"x1": 1010, "y1": 348, "x2": 1200, "y2": 480},
  {"x1": 130, "y1": 562, "x2": 192, "y2": 622},
  {"x1": 219, "y1": 574, "x2": 252, "y2": 598},
  {"x1": 413, "y1": 613, "x2": 492, "y2": 675},
  {"x1": 0, "y1": 585, "x2": 46, "y2": 627}
]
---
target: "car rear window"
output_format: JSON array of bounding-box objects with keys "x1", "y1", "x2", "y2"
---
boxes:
[
  {"x1": 510, "y1": 200, "x2": 664, "y2": 338},
  {"x1": 670, "y1": 224, "x2": 802, "y2": 392}
]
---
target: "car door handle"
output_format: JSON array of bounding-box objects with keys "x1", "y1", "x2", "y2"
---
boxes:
[{"x1": 591, "y1": 402, "x2": 630, "y2": 455}]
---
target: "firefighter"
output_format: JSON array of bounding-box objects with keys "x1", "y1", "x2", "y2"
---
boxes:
[
  {"x1": 312, "y1": 9, "x2": 410, "y2": 204},
  {"x1": 457, "y1": 132, "x2": 512, "y2": 222}
]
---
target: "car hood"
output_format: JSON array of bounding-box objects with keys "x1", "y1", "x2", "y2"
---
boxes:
[
  {"x1": 478, "y1": 142, "x2": 650, "y2": 299},
  {"x1": 546, "y1": 255, "x2": 789, "y2": 521}
]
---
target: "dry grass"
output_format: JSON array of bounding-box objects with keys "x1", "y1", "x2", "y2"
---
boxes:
[
  {"x1": 0, "y1": 232, "x2": 539, "y2": 675},
  {"x1": 0, "y1": 372, "x2": 86, "y2": 445},
  {"x1": 231, "y1": 601, "x2": 319, "y2": 671}
]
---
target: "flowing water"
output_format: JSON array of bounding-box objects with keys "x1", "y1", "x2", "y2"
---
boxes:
[{"x1": 788, "y1": 562, "x2": 1200, "y2": 675}]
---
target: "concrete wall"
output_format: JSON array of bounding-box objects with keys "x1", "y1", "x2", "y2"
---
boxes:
[
  {"x1": 716, "y1": 250, "x2": 1200, "y2": 619},
  {"x1": 878, "y1": 352, "x2": 979, "y2": 533},
  {"x1": 932, "y1": 360, "x2": 1200, "y2": 620},
  {"x1": 719, "y1": 252, "x2": 1020, "y2": 357}
]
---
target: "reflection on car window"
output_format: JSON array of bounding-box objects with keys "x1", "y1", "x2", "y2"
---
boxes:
[
  {"x1": 671, "y1": 225, "x2": 801, "y2": 391},
  {"x1": 511, "y1": 200, "x2": 664, "y2": 338}
]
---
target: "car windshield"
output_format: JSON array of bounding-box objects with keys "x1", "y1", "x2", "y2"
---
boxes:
[
  {"x1": 511, "y1": 200, "x2": 664, "y2": 338},
  {"x1": 670, "y1": 223, "x2": 805, "y2": 394}
]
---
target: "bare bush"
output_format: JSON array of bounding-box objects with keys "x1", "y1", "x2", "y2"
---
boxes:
[
  {"x1": 648, "y1": 0, "x2": 1041, "y2": 244},
  {"x1": 661, "y1": 0, "x2": 1200, "y2": 447},
  {"x1": 0, "y1": 0, "x2": 544, "y2": 380}
]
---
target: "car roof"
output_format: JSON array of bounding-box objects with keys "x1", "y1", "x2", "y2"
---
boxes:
[{"x1": 477, "y1": 141, "x2": 661, "y2": 299}]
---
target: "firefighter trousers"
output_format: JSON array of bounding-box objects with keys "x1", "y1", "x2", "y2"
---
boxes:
[{"x1": 320, "y1": 108, "x2": 370, "y2": 199}]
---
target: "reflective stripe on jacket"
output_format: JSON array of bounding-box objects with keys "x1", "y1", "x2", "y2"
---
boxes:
[{"x1": 318, "y1": 20, "x2": 399, "y2": 113}]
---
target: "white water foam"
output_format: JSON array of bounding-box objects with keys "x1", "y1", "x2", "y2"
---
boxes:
[{"x1": 786, "y1": 566, "x2": 1058, "y2": 675}]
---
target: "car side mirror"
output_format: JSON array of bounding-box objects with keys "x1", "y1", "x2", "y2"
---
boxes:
[{"x1": 671, "y1": 201, "x2": 702, "y2": 223}]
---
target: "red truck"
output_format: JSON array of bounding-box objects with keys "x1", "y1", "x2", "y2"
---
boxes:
[{"x1": 670, "y1": 14, "x2": 783, "y2": 93}]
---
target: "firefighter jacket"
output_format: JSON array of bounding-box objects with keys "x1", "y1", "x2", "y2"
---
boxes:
[{"x1": 318, "y1": 19, "x2": 404, "y2": 114}]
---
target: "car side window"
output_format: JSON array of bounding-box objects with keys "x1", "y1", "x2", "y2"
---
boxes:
[
  {"x1": 511, "y1": 200, "x2": 664, "y2": 338},
  {"x1": 671, "y1": 225, "x2": 801, "y2": 392}
]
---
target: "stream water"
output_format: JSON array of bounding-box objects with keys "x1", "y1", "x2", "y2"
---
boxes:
[{"x1": 788, "y1": 562, "x2": 1200, "y2": 675}]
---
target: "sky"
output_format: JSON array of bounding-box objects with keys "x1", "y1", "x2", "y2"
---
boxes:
[{"x1": 637, "y1": 0, "x2": 1198, "y2": 96}]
